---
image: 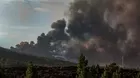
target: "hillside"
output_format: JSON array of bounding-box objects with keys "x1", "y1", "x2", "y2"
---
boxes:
[{"x1": 0, "y1": 47, "x2": 76, "y2": 67}]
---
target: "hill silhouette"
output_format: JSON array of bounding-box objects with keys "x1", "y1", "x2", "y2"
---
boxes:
[{"x1": 0, "y1": 47, "x2": 75, "y2": 67}]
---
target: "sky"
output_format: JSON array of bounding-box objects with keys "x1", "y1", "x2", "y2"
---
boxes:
[{"x1": 0, "y1": 0, "x2": 72, "y2": 48}]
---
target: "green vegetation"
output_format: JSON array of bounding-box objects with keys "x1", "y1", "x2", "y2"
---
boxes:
[
  {"x1": 76, "y1": 53, "x2": 88, "y2": 78},
  {"x1": 1, "y1": 47, "x2": 140, "y2": 78},
  {"x1": 0, "y1": 54, "x2": 139, "y2": 78},
  {"x1": 101, "y1": 69, "x2": 109, "y2": 78},
  {"x1": 137, "y1": 71, "x2": 140, "y2": 78},
  {"x1": 89, "y1": 65, "x2": 98, "y2": 78},
  {"x1": 112, "y1": 70, "x2": 121, "y2": 78},
  {"x1": 0, "y1": 66, "x2": 4, "y2": 78},
  {"x1": 76, "y1": 54, "x2": 140, "y2": 78},
  {"x1": 25, "y1": 62, "x2": 33, "y2": 78}
]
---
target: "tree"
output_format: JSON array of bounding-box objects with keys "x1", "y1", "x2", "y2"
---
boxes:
[
  {"x1": 101, "y1": 69, "x2": 109, "y2": 78},
  {"x1": 95, "y1": 64, "x2": 101, "y2": 78},
  {"x1": 108, "y1": 63, "x2": 119, "y2": 73},
  {"x1": 25, "y1": 62, "x2": 33, "y2": 78},
  {"x1": 137, "y1": 71, "x2": 140, "y2": 78},
  {"x1": 112, "y1": 70, "x2": 121, "y2": 78},
  {"x1": 76, "y1": 53, "x2": 88, "y2": 78},
  {"x1": 90, "y1": 65, "x2": 98, "y2": 78},
  {"x1": 10, "y1": 46, "x2": 15, "y2": 50},
  {"x1": 30, "y1": 41, "x2": 35, "y2": 46},
  {"x1": 0, "y1": 65, "x2": 4, "y2": 78},
  {"x1": 0, "y1": 58, "x2": 6, "y2": 67},
  {"x1": 40, "y1": 33, "x2": 45, "y2": 37}
]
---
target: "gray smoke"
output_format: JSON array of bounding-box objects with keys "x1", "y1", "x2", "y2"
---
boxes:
[{"x1": 66, "y1": 0, "x2": 140, "y2": 66}]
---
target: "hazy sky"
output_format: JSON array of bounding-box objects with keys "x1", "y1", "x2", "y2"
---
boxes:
[{"x1": 0, "y1": 0, "x2": 72, "y2": 48}]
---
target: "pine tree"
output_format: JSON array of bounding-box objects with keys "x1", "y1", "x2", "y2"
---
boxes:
[
  {"x1": 25, "y1": 62, "x2": 33, "y2": 78},
  {"x1": 90, "y1": 65, "x2": 98, "y2": 78},
  {"x1": 101, "y1": 65, "x2": 110, "y2": 78},
  {"x1": 112, "y1": 70, "x2": 121, "y2": 78},
  {"x1": 96, "y1": 64, "x2": 101, "y2": 78},
  {"x1": 101, "y1": 70, "x2": 109, "y2": 78},
  {"x1": 108, "y1": 63, "x2": 119, "y2": 73},
  {"x1": 76, "y1": 53, "x2": 88, "y2": 78},
  {"x1": 0, "y1": 65, "x2": 4, "y2": 78},
  {"x1": 137, "y1": 71, "x2": 140, "y2": 78}
]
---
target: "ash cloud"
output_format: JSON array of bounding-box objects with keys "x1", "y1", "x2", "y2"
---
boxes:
[
  {"x1": 11, "y1": 0, "x2": 140, "y2": 67},
  {"x1": 104, "y1": 0, "x2": 140, "y2": 66},
  {"x1": 66, "y1": 0, "x2": 140, "y2": 66}
]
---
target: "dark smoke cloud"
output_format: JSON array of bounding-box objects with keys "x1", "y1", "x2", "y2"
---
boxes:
[
  {"x1": 66, "y1": 0, "x2": 140, "y2": 66},
  {"x1": 66, "y1": 0, "x2": 120, "y2": 64},
  {"x1": 11, "y1": 0, "x2": 140, "y2": 67},
  {"x1": 11, "y1": 19, "x2": 69, "y2": 59},
  {"x1": 67, "y1": 0, "x2": 118, "y2": 42},
  {"x1": 103, "y1": 0, "x2": 140, "y2": 66}
]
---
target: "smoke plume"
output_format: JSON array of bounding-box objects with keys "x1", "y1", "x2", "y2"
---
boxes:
[
  {"x1": 11, "y1": 0, "x2": 140, "y2": 67},
  {"x1": 66, "y1": 0, "x2": 140, "y2": 66},
  {"x1": 104, "y1": 0, "x2": 140, "y2": 66}
]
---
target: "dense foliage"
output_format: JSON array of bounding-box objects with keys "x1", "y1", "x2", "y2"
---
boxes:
[
  {"x1": 76, "y1": 54, "x2": 140, "y2": 78},
  {"x1": 0, "y1": 64, "x2": 139, "y2": 78}
]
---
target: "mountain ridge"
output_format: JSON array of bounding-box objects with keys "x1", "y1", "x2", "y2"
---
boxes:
[{"x1": 0, "y1": 47, "x2": 76, "y2": 67}]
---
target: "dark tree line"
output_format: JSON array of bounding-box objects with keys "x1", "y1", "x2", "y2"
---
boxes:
[
  {"x1": 0, "y1": 54, "x2": 139, "y2": 78},
  {"x1": 76, "y1": 54, "x2": 140, "y2": 78}
]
